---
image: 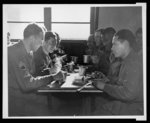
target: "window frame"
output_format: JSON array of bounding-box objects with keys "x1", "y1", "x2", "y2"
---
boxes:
[
  {"x1": 7, "y1": 6, "x2": 99, "y2": 40},
  {"x1": 44, "y1": 7, "x2": 91, "y2": 40}
]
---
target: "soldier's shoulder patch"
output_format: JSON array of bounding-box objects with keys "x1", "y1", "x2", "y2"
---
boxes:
[{"x1": 18, "y1": 61, "x2": 26, "y2": 70}]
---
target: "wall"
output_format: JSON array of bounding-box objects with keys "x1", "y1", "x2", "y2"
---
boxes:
[
  {"x1": 98, "y1": 7, "x2": 142, "y2": 33},
  {"x1": 61, "y1": 40, "x2": 87, "y2": 64}
]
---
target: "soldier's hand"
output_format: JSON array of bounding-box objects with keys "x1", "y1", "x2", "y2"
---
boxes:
[
  {"x1": 92, "y1": 80, "x2": 106, "y2": 90},
  {"x1": 52, "y1": 71, "x2": 65, "y2": 81}
]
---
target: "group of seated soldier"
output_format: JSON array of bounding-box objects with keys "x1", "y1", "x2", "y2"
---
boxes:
[
  {"x1": 85, "y1": 27, "x2": 142, "y2": 79},
  {"x1": 8, "y1": 22, "x2": 143, "y2": 116}
]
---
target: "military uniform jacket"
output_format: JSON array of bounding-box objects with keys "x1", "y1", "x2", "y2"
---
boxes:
[
  {"x1": 8, "y1": 41, "x2": 53, "y2": 116},
  {"x1": 103, "y1": 50, "x2": 143, "y2": 115},
  {"x1": 32, "y1": 46, "x2": 50, "y2": 77}
]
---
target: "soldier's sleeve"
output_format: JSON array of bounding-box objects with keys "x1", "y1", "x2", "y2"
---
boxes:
[
  {"x1": 32, "y1": 54, "x2": 46, "y2": 76},
  {"x1": 10, "y1": 56, "x2": 54, "y2": 92},
  {"x1": 103, "y1": 62, "x2": 142, "y2": 101}
]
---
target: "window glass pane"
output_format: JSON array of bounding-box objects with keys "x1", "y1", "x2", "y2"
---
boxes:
[
  {"x1": 52, "y1": 24, "x2": 90, "y2": 40},
  {"x1": 7, "y1": 23, "x2": 44, "y2": 39},
  {"x1": 52, "y1": 6, "x2": 90, "y2": 22},
  {"x1": 6, "y1": 5, "x2": 44, "y2": 22}
]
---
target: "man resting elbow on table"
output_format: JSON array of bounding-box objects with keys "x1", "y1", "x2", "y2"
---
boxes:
[
  {"x1": 8, "y1": 24, "x2": 65, "y2": 116},
  {"x1": 32, "y1": 31, "x2": 62, "y2": 77},
  {"x1": 32, "y1": 30, "x2": 68, "y2": 116},
  {"x1": 92, "y1": 29, "x2": 143, "y2": 115}
]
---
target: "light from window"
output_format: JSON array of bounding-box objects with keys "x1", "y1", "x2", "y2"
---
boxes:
[
  {"x1": 52, "y1": 6, "x2": 90, "y2": 22},
  {"x1": 6, "y1": 5, "x2": 44, "y2": 22},
  {"x1": 51, "y1": 5, "x2": 90, "y2": 40},
  {"x1": 6, "y1": 5, "x2": 90, "y2": 40},
  {"x1": 52, "y1": 24, "x2": 90, "y2": 40},
  {"x1": 6, "y1": 5, "x2": 44, "y2": 39},
  {"x1": 8, "y1": 23, "x2": 44, "y2": 39}
]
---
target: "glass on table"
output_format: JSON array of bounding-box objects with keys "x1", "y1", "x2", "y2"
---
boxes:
[{"x1": 79, "y1": 66, "x2": 87, "y2": 76}]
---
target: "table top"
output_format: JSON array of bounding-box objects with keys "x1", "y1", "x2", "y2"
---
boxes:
[{"x1": 38, "y1": 73, "x2": 103, "y2": 93}]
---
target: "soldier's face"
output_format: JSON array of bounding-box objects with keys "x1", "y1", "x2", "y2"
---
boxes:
[
  {"x1": 32, "y1": 32, "x2": 43, "y2": 51},
  {"x1": 111, "y1": 36, "x2": 128, "y2": 58},
  {"x1": 46, "y1": 38, "x2": 57, "y2": 53},
  {"x1": 91, "y1": 55, "x2": 100, "y2": 64},
  {"x1": 94, "y1": 32, "x2": 101, "y2": 46},
  {"x1": 87, "y1": 41, "x2": 94, "y2": 49}
]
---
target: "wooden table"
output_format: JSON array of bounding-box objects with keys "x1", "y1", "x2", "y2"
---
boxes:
[
  {"x1": 38, "y1": 73, "x2": 103, "y2": 93},
  {"x1": 38, "y1": 73, "x2": 103, "y2": 115}
]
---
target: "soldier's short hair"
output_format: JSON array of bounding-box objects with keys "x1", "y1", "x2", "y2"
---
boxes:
[
  {"x1": 104, "y1": 27, "x2": 116, "y2": 35},
  {"x1": 87, "y1": 34, "x2": 94, "y2": 42},
  {"x1": 95, "y1": 28, "x2": 105, "y2": 35},
  {"x1": 114, "y1": 29, "x2": 136, "y2": 50},
  {"x1": 23, "y1": 23, "x2": 43, "y2": 39},
  {"x1": 44, "y1": 31, "x2": 57, "y2": 43},
  {"x1": 54, "y1": 32, "x2": 61, "y2": 47}
]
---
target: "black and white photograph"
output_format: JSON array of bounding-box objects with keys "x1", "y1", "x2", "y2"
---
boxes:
[{"x1": 3, "y1": 3, "x2": 147, "y2": 120}]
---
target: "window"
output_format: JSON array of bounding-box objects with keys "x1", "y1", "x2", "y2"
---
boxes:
[
  {"x1": 6, "y1": 5, "x2": 91, "y2": 40},
  {"x1": 6, "y1": 5, "x2": 45, "y2": 40},
  {"x1": 51, "y1": 5, "x2": 90, "y2": 40}
]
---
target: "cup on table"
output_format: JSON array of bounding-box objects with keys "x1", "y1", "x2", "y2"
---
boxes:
[
  {"x1": 71, "y1": 56, "x2": 78, "y2": 64},
  {"x1": 79, "y1": 66, "x2": 87, "y2": 76},
  {"x1": 68, "y1": 64, "x2": 74, "y2": 73},
  {"x1": 83, "y1": 55, "x2": 90, "y2": 64}
]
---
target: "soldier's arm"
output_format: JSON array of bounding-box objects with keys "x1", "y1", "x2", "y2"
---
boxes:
[
  {"x1": 32, "y1": 54, "x2": 47, "y2": 77},
  {"x1": 103, "y1": 62, "x2": 141, "y2": 101},
  {"x1": 10, "y1": 57, "x2": 54, "y2": 92},
  {"x1": 49, "y1": 57, "x2": 62, "y2": 74}
]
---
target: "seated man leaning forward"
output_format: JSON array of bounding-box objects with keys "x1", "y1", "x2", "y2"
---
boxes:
[
  {"x1": 92, "y1": 29, "x2": 143, "y2": 115},
  {"x1": 8, "y1": 23, "x2": 65, "y2": 116},
  {"x1": 32, "y1": 31, "x2": 62, "y2": 77}
]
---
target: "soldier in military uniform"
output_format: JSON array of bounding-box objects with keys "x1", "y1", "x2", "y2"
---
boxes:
[
  {"x1": 8, "y1": 23, "x2": 64, "y2": 116},
  {"x1": 32, "y1": 31, "x2": 62, "y2": 77},
  {"x1": 92, "y1": 29, "x2": 143, "y2": 115}
]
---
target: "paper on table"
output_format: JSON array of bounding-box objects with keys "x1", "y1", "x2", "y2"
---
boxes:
[
  {"x1": 61, "y1": 73, "x2": 78, "y2": 88},
  {"x1": 61, "y1": 73, "x2": 93, "y2": 88}
]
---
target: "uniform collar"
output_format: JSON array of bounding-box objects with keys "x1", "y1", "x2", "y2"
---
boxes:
[{"x1": 18, "y1": 40, "x2": 32, "y2": 58}]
